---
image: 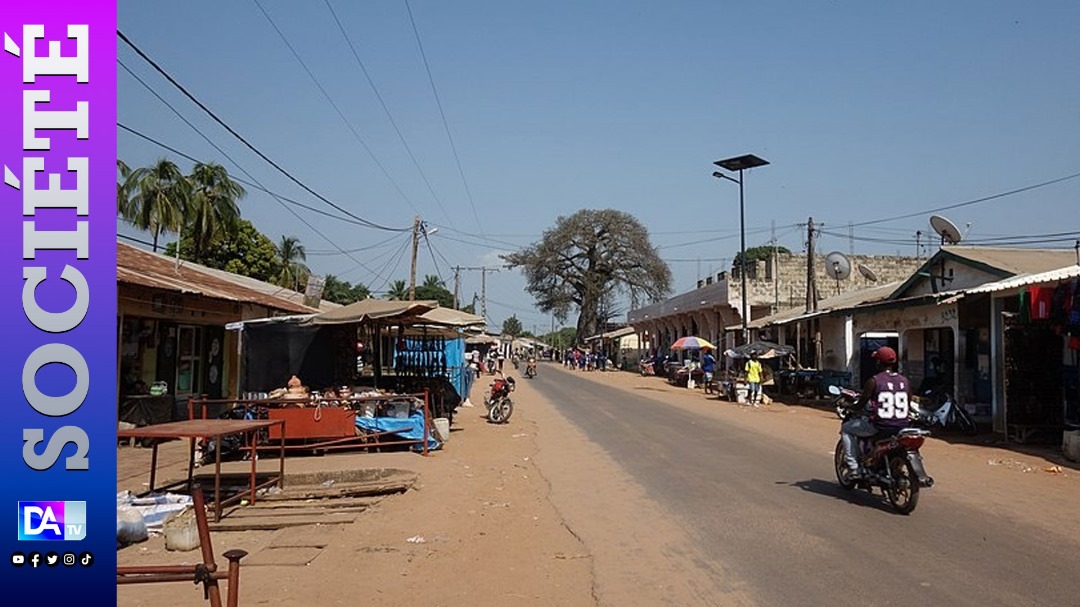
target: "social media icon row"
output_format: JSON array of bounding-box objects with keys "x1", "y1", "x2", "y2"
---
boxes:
[{"x1": 11, "y1": 551, "x2": 92, "y2": 568}]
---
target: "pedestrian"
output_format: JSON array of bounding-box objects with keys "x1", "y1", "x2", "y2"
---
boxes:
[
  {"x1": 701, "y1": 348, "x2": 717, "y2": 394},
  {"x1": 471, "y1": 349, "x2": 482, "y2": 378},
  {"x1": 497, "y1": 349, "x2": 506, "y2": 372},
  {"x1": 745, "y1": 351, "x2": 763, "y2": 406}
]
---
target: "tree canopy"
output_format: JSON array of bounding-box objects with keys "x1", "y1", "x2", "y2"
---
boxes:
[
  {"x1": 502, "y1": 315, "x2": 523, "y2": 337},
  {"x1": 734, "y1": 245, "x2": 791, "y2": 270},
  {"x1": 503, "y1": 209, "x2": 671, "y2": 339},
  {"x1": 323, "y1": 275, "x2": 370, "y2": 305},
  {"x1": 167, "y1": 218, "x2": 282, "y2": 283}
]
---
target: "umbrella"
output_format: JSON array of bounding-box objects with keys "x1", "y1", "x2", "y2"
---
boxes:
[
  {"x1": 724, "y1": 340, "x2": 794, "y2": 359},
  {"x1": 670, "y1": 336, "x2": 716, "y2": 350}
]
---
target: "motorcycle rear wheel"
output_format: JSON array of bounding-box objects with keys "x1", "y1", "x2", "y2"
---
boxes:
[
  {"x1": 886, "y1": 455, "x2": 920, "y2": 514},
  {"x1": 834, "y1": 439, "x2": 856, "y2": 491},
  {"x1": 489, "y1": 397, "x2": 513, "y2": 424}
]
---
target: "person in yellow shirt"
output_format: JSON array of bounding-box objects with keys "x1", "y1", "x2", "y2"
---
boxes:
[{"x1": 744, "y1": 351, "x2": 763, "y2": 406}]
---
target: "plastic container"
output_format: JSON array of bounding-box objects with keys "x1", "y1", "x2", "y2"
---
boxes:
[
  {"x1": 433, "y1": 417, "x2": 450, "y2": 442},
  {"x1": 163, "y1": 507, "x2": 200, "y2": 552}
]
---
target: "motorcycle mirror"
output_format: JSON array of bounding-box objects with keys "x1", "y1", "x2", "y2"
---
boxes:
[{"x1": 827, "y1": 385, "x2": 842, "y2": 396}]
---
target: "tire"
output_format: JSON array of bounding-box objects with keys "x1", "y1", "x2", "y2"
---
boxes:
[
  {"x1": 886, "y1": 455, "x2": 920, "y2": 515},
  {"x1": 834, "y1": 439, "x2": 856, "y2": 491},
  {"x1": 952, "y1": 406, "x2": 978, "y2": 436},
  {"x1": 488, "y1": 397, "x2": 512, "y2": 424},
  {"x1": 497, "y1": 397, "x2": 514, "y2": 423}
]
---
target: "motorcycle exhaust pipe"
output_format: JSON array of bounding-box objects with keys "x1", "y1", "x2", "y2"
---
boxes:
[{"x1": 907, "y1": 452, "x2": 934, "y2": 487}]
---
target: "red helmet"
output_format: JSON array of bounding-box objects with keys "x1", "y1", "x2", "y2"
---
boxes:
[{"x1": 872, "y1": 346, "x2": 898, "y2": 364}]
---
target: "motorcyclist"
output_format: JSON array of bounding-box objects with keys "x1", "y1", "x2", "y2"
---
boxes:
[
  {"x1": 839, "y1": 346, "x2": 913, "y2": 479},
  {"x1": 526, "y1": 353, "x2": 537, "y2": 377}
]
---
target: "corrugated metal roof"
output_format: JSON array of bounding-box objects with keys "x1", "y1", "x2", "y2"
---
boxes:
[
  {"x1": 964, "y1": 264, "x2": 1080, "y2": 295},
  {"x1": 117, "y1": 242, "x2": 317, "y2": 315},
  {"x1": 743, "y1": 281, "x2": 902, "y2": 330},
  {"x1": 941, "y1": 246, "x2": 1078, "y2": 276},
  {"x1": 193, "y1": 264, "x2": 342, "y2": 311}
]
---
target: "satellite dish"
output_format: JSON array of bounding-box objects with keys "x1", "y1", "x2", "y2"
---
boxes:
[
  {"x1": 824, "y1": 252, "x2": 852, "y2": 280},
  {"x1": 858, "y1": 263, "x2": 878, "y2": 282},
  {"x1": 929, "y1": 214, "x2": 963, "y2": 245}
]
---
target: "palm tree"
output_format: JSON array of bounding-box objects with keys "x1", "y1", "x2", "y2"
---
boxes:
[
  {"x1": 117, "y1": 159, "x2": 134, "y2": 216},
  {"x1": 122, "y1": 158, "x2": 189, "y2": 252},
  {"x1": 422, "y1": 275, "x2": 445, "y2": 289},
  {"x1": 386, "y1": 280, "x2": 408, "y2": 300},
  {"x1": 187, "y1": 162, "x2": 244, "y2": 260},
  {"x1": 275, "y1": 235, "x2": 308, "y2": 291}
]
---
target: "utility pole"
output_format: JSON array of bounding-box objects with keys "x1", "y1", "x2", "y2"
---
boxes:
[
  {"x1": 408, "y1": 214, "x2": 421, "y2": 301},
  {"x1": 455, "y1": 266, "x2": 500, "y2": 322},
  {"x1": 452, "y1": 266, "x2": 461, "y2": 309},
  {"x1": 805, "y1": 217, "x2": 818, "y2": 313},
  {"x1": 771, "y1": 219, "x2": 778, "y2": 314},
  {"x1": 482, "y1": 269, "x2": 489, "y2": 321},
  {"x1": 915, "y1": 230, "x2": 922, "y2": 263}
]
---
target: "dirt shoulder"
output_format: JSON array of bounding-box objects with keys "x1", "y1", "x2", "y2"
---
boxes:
[{"x1": 117, "y1": 384, "x2": 594, "y2": 607}]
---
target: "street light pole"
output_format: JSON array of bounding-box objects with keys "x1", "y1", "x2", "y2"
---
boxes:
[{"x1": 713, "y1": 154, "x2": 770, "y2": 346}]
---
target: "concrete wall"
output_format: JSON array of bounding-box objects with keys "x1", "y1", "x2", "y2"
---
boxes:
[{"x1": 724, "y1": 252, "x2": 919, "y2": 311}]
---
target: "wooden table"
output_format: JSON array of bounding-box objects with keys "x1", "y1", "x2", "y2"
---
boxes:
[{"x1": 117, "y1": 419, "x2": 286, "y2": 522}]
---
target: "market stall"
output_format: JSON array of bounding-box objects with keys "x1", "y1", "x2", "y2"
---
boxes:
[{"x1": 221, "y1": 300, "x2": 484, "y2": 453}]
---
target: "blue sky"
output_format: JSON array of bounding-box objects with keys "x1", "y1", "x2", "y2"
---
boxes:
[{"x1": 117, "y1": 1, "x2": 1080, "y2": 332}]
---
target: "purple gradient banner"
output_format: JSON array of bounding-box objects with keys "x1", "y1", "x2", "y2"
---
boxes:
[{"x1": 0, "y1": 1, "x2": 116, "y2": 600}]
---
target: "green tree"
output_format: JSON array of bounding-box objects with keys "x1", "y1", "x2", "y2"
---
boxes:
[
  {"x1": 122, "y1": 158, "x2": 190, "y2": 251},
  {"x1": 167, "y1": 218, "x2": 281, "y2": 282},
  {"x1": 415, "y1": 274, "x2": 454, "y2": 307},
  {"x1": 323, "y1": 275, "x2": 370, "y2": 305},
  {"x1": 275, "y1": 236, "x2": 309, "y2": 291},
  {"x1": 502, "y1": 315, "x2": 523, "y2": 337},
  {"x1": 186, "y1": 162, "x2": 244, "y2": 261},
  {"x1": 386, "y1": 280, "x2": 408, "y2": 300},
  {"x1": 503, "y1": 209, "x2": 671, "y2": 339},
  {"x1": 117, "y1": 159, "x2": 134, "y2": 215},
  {"x1": 733, "y1": 245, "x2": 791, "y2": 273},
  {"x1": 541, "y1": 327, "x2": 577, "y2": 350}
]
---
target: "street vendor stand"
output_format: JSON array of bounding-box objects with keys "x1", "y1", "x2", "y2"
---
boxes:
[
  {"x1": 722, "y1": 340, "x2": 797, "y2": 401},
  {"x1": 224, "y1": 300, "x2": 485, "y2": 453},
  {"x1": 188, "y1": 391, "x2": 437, "y2": 455},
  {"x1": 116, "y1": 418, "x2": 286, "y2": 522}
]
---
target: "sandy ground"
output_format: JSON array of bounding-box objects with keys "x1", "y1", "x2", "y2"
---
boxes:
[{"x1": 117, "y1": 363, "x2": 1078, "y2": 606}]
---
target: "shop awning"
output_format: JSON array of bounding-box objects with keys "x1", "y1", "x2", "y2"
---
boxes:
[
  {"x1": 414, "y1": 307, "x2": 486, "y2": 328},
  {"x1": 309, "y1": 299, "x2": 439, "y2": 325}
]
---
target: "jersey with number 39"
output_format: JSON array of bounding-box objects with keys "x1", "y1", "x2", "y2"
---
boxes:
[{"x1": 871, "y1": 371, "x2": 912, "y2": 428}]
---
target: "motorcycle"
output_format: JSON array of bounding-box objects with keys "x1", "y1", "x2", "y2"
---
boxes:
[
  {"x1": 829, "y1": 385, "x2": 935, "y2": 515},
  {"x1": 484, "y1": 375, "x2": 516, "y2": 423},
  {"x1": 525, "y1": 358, "x2": 537, "y2": 378},
  {"x1": 911, "y1": 388, "x2": 978, "y2": 435}
]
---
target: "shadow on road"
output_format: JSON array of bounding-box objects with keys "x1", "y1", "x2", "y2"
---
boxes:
[{"x1": 783, "y1": 478, "x2": 896, "y2": 514}]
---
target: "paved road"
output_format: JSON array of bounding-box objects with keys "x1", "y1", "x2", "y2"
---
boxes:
[{"x1": 531, "y1": 366, "x2": 1078, "y2": 606}]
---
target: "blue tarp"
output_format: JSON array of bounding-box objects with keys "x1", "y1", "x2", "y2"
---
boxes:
[{"x1": 355, "y1": 412, "x2": 440, "y2": 451}]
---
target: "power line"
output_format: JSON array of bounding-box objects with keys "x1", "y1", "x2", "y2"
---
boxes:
[
  {"x1": 403, "y1": 0, "x2": 484, "y2": 237},
  {"x1": 305, "y1": 231, "x2": 408, "y2": 256},
  {"x1": 849, "y1": 170, "x2": 1080, "y2": 228},
  {"x1": 251, "y1": 0, "x2": 426, "y2": 222},
  {"x1": 324, "y1": 0, "x2": 455, "y2": 230},
  {"x1": 117, "y1": 28, "x2": 408, "y2": 233},
  {"x1": 118, "y1": 62, "x2": 373, "y2": 228},
  {"x1": 119, "y1": 122, "x2": 352, "y2": 225}
]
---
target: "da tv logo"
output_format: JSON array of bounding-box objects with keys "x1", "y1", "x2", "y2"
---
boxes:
[{"x1": 18, "y1": 502, "x2": 86, "y2": 541}]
